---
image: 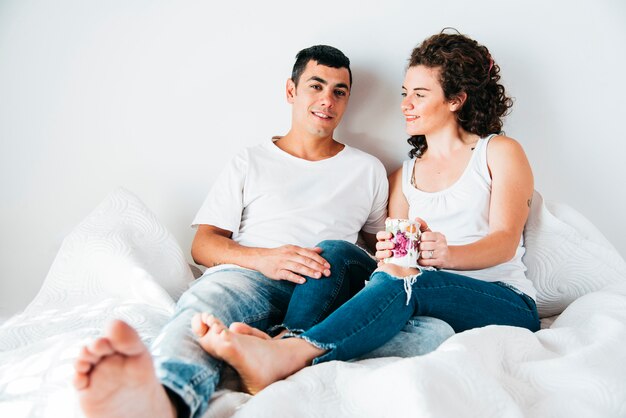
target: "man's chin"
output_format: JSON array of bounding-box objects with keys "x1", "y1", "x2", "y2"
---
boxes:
[{"x1": 307, "y1": 127, "x2": 334, "y2": 138}]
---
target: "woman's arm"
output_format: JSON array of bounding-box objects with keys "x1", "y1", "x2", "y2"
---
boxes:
[
  {"x1": 375, "y1": 167, "x2": 421, "y2": 277},
  {"x1": 418, "y1": 136, "x2": 534, "y2": 270},
  {"x1": 387, "y1": 167, "x2": 409, "y2": 219}
]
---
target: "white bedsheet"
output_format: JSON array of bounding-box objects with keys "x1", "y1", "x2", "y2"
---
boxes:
[{"x1": 1, "y1": 188, "x2": 625, "y2": 417}]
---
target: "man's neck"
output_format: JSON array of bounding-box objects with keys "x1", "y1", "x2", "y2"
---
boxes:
[{"x1": 274, "y1": 131, "x2": 345, "y2": 161}]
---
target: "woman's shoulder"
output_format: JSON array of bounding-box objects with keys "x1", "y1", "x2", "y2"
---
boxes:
[
  {"x1": 486, "y1": 135, "x2": 532, "y2": 178},
  {"x1": 486, "y1": 134, "x2": 527, "y2": 159}
]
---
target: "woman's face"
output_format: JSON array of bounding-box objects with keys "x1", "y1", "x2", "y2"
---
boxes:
[{"x1": 401, "y1": 65, "x2": 457, "y2": 136}]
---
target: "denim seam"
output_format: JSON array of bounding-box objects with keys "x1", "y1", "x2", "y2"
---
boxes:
[
  {"x1": 267, "y1": 324, "x2": 285, "y2": 335},
  {"x1": 242, "y1": 309, "x2": 282, "y2": 325},
  {"x1": 494, "y1": 282, "x2": 538, "y2": 314},
  {"x1": 267, "y1": 324, "x2": 305, "y2": 336},
  {"x1": 160, "y1": 368, "x2": 212, "y2": 416},
  {"x1": 298, "y1": 334, "x2": 336, "y2": 353},
  {"x1": 311, "y1": 257, "x2": 374, "y2": 325},
  {"x1": 283, "y1": 329, "x2": 305, "y2": 338}
]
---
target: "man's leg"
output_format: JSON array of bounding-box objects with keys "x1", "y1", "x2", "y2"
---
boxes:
[
  {"x1": 75, "y1": 267, "x2": 294, "y2": 418},
  {"x1": 152, "y1": 267, "x2": 294, "y2": 417},
  {"x1": 355, "y1": 316, "x2": 454, "y2": 360}
]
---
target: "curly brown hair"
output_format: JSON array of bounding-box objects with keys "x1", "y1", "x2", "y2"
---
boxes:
[{"x1": 406, "y1": 31, "x2": 513, "y2": 158}]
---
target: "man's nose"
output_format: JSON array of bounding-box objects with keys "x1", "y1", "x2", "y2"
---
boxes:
[{"x1": 319, "y1": 90, "x2": 334, "y2": 107}]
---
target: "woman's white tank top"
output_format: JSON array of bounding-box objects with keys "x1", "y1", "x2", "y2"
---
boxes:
[{"x1": 401, "y1": 134, "x2": 536, "y2": 299}]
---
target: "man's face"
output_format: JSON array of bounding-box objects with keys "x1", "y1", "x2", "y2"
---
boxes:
[{"x1": 287, "y1": 60, "x2": 351, "y2": 139}]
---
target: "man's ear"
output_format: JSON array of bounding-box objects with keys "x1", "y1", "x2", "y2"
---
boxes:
[
  {"x1": 286, "y1": 79, "x2": 296, "y2": 104},
  {"x1": 449, "y1": 91, "x2": 467, "y2": 112}
]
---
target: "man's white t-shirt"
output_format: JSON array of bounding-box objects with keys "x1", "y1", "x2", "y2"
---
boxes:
[{"x1": 192, "y1": 139, "x2": 388, "y2": 268}]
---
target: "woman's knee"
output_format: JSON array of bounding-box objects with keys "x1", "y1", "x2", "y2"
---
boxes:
[
  {"x1": 316, "y1": 239, "x2": 357, "y2": 254},
  {"x1": 316, "y1": 240, "x2": 374, "y2": 267}
]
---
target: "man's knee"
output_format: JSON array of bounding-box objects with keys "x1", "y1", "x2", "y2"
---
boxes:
[
  {"x1": 404, "y1": 316, "x2": 455, "y2": 339},
  {"x1": 356, "y1": 316, "x2": 454, "y2": 360},
  {"x1": 176, "y1": 271, "x2": 255, "y2": 311}
]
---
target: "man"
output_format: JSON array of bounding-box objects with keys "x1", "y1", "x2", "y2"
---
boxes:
[{"x1": 72, "y1": 45, "x2": 453, "y2": 418}]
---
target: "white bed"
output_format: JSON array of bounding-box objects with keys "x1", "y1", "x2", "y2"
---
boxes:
[{"x1": 1, "y1": 188, "x2": 625, "y2": 418}]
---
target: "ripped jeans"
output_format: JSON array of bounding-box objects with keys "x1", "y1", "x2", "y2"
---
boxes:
[
  {"x1": 278, "y1": 240, "x2": 454, "y2": 359},
  {"x1": 152, "y1": 240, "x2": 454, "y2": 418},
  {"x1": 299, "y1": 268, "x2": 540, "y2": 364}
]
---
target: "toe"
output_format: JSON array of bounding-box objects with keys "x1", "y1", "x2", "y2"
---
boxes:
[
  {"x1": 78, "y1": 346, "x2": 100, "y2": 364},
  {"x1": 106, "y1": 320, "x2": 146, "y2": 356},
  {"x1": 73, "y1": 372, "x2": 89, "y2": 390},
  {"x1": 191, "y1": 313, "x2": 209, "y2": 336},
  {"x1": 229, "y1": 323, "x2": 271, "y2": 340},
  {"x1": 75, "y1": 359, "x2": 93, "y2": 373},
  {"x1": 204, "y1": 315, "x2": 227, "y2": 334},
  {"x1": 89, "y1": 338, "x2": 115, "y2": 357}
]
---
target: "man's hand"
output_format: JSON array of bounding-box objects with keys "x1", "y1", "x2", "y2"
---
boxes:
[{"x1": 255, "y1": 245, "x2": 331, "y2": 284}]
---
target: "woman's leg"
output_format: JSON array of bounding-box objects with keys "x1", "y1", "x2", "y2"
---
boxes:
[
  {"x1": 196, "y1": 270, "x2": 538, "y2": 394},
  {"x1": 300, "y1": 269, "x2": 539, "y2": 364},
  {"x1": 273, "y1": 240, "x2": 376, "y2": 335},
  {"x1": 233, "y1": 239, "x2": 454, "y2": 358}
]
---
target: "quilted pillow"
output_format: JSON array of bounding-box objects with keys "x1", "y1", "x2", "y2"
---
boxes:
[
  {"x1": 523, "y1": 191, "x2": 626, "y2": 317},
  {"x1": 26, "y1": 187, "x2": 195, "y2": 311}
]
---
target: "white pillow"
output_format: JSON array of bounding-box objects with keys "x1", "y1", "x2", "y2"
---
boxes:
[
  {"x1": 26, "y1": 187, "x2": 195, "y2": 312},
  {"x1": 523, "y1": 191, "x2": 626, "y2": 317}
]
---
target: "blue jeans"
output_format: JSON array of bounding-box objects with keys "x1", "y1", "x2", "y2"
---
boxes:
[
  {"x1": 278, "y1": 240, "x2": 454, "y2": 358},
  {"x1": 151, "y1": 241, "x2": 454, "y2": 418},
  {"x1": 151, "y1": 267, "x2": 295, "y2": 418},
  {"x1": 300, "y1": 269, "x2": 540, "y2": 364}
]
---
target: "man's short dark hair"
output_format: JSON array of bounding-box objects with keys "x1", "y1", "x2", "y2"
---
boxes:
[{"x1": 291, "y1": 45, "x2": 352, "y2": 87}]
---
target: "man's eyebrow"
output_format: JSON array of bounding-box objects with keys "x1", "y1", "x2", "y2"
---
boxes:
[
  {"x1": 307, "y1": 76, "x2": 328, "y2": 85},
  {"x1": 308, "y1": 76, "x2": 350, "y2": 91}
]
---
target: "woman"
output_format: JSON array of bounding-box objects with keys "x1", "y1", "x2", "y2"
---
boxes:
[{"x1": 193, "y1": 31, "x2": 540, "y2": 394}]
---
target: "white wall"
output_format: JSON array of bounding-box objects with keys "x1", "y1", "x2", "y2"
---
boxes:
[{"x1": 1, "y1": 0, "x2": 625, "y2": 316}]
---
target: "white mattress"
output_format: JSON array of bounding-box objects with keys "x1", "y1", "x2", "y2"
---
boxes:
[{"x1": 1, "y1": 188, "x2": 625, "y2": 417}]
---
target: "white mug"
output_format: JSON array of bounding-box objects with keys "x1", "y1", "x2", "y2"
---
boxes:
[{"x1": 383, "y1": 218, "x2": 421, "y2": 268}]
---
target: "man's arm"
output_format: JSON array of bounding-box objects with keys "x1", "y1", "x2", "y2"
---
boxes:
[{"x1": 191, "y1": 224, "x2": 331, "y2": 284}]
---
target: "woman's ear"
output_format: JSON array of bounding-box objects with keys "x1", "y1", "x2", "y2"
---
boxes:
[{"x1": 449, "y1": 91, "x2": 467, "y2": 112}]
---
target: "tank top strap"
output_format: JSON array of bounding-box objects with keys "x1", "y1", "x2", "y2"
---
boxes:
[
  {"x1": 401, "y1": 158, "x2": 415, "y2": 197},
  {"x1": 472, "y1": 134, "x2": 497, "y2": 183}
]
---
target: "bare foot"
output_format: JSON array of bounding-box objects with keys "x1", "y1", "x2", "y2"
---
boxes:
[
  {"x1": 228, "y1": 322, "x2": 272, "y2": 339},
  {"x1": 229, "y1": 321, "x2": 290, "y2": 339},
  {"x1": 192, "y1": 315, "x2": 287, "y2": 340},
  {"x1": 190, "y1": 314, "x2": 323, "y2": 394},
  {"x1": 73, "y1": 320, "x2": 176, "y2": 418}
]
